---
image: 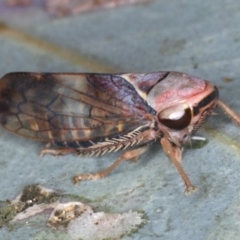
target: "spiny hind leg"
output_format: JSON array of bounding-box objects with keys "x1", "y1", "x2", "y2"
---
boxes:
[{"x1": 73, "y1": 145, "x2": 149, "y2": 185}]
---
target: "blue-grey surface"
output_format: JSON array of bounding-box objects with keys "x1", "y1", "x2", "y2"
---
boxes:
[{"x1": 1, "y1": 0, "x2": 240, "y2": 239}]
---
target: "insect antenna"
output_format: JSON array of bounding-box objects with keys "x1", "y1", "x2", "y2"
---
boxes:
[{"x1": 218, "y1": 100, "x2": 240, "y2": 126}]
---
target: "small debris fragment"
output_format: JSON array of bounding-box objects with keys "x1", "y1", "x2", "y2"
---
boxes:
[
  {"x1": 68, "y1": 210, "x2": 146, "y2": 240},
  {"x1": 0, "y1": 184, "x2": 60, "y2": 225},
  {"x1": 12, "y1": 184, "x2": 60, "y2": 212},
  {"x1": 223, "y1": 77, "x2": 233, "y2": 83},
  {"x1": 48, "y1": 202, "x2": 92, "y2": 229},
  {"x1": 0, "y1": 201, "x2": 17, "y2": 226},
  {"x1": 0, "y1": 184, "x2": 147, "y2": 240},
  {"x1": 184, "y1": 136, "x2": 209, "y2": 149}
]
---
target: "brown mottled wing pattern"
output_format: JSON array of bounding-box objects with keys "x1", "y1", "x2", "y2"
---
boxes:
[{"x1": 0, "y1": 72, "x2": 156, "y2": 144}]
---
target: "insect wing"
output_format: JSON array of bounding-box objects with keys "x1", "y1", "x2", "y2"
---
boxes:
[{"x1": 0, "y1": 72, "x2": 155, "y2": 143}]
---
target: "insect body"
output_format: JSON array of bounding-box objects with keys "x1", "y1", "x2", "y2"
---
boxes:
[{"x1": 0, "y1": 71, "x2": 233, "y2": 194}]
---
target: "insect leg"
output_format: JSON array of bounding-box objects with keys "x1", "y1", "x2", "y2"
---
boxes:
[
  {"x1": 218, "y1": 99, "x2": 240, "y2": 126},
  {"x1": 40, "y1": 147, "x2": 77, "y2": 156},
  {"x1": 160, "y1": 137, "x2": 197, "y2": 195},
  {"x1": 73, "y1": 145, "x2": 149, "y2": 185}
]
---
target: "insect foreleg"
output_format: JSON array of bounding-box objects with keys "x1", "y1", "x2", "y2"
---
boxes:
[
  {"x1": 160, "y1": 138, "x2": 197, "y2": 195},
  {"x1": 73, "y1": 145, "x2": 149, "y2": 185}
]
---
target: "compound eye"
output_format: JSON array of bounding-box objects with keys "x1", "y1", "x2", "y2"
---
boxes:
[{"x1": 157, "y1": 104, "x2": 192, "y2": 130}]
